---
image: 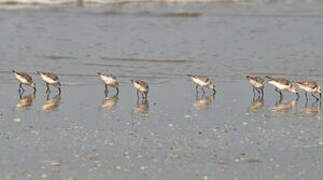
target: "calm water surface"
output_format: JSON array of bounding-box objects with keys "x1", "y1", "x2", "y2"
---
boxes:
[{"x1": 1, "y1": 1, "x2": 323, "y2": 179}]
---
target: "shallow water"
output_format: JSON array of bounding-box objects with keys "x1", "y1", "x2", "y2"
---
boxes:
[{"x1": 1, "y1": 1, "x2": 323, "y2": 180}]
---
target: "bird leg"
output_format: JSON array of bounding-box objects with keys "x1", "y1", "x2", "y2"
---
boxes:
[
  {"x1": 18, "y1": 83, "x2": 24, "y2": 94},
  {"x1": 46, "y1": 83, "x2": 50, "y2": 94},
  {"x1": 104, "y1": 85, "x2": 109, "y2": 95},
  {"x1": 311, "y1": 93, "x2": 319, "y2": 101},
  {"x1": 201, "y1": 87, "x2": 205, "y2": 95},
  {"x1": 212, "y1": 88, "x2": 216, "y2": 95},
  {"x1": 260, "y1": 88, "x2": 264, "y2": 98},
  {"x1": 116, "y1": 87, "x2": 119, "y2": 96},
  {"x1": 136, "y1": 90, "x2": 140, "y2": 99},
  {"x1": 275, "y1": 88, "x2": 283, "y2": 98}
]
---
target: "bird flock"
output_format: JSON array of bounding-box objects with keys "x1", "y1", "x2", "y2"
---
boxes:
[
  {"x1": 11, "y1": 70, "x2": 322, "y2": 102},
  {"x1": 246, "y1": 75, "x2": 322, "y2": 101}
]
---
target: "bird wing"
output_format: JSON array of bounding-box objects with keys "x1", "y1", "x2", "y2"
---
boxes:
[
  {"x1": 17, "y1": 72, "x2": 33, "y2": 82},
  {"x1": 297, "y1": 81, "x2": 318, "y2": 88},
  {"x1": 248, "y1": 76, "x2": 264, "y2": 83},
  {"x1": 266, "y1": 76, "x2": 289, "y2": 85},
  {"x1": 194, "y1": 76, "x2": 210, "y2": 83},
  {"x1": 136, "y1": 80, "x2": 149, "y2": 89},
  {"x1": 45, "y1": 73, "x2": 59, "y2": 80}
]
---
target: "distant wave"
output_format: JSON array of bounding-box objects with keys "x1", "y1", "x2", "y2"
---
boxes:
[
  {"x1": 0, "y1": 0, "x2": 280, "y2": 6},
  {"x1": 0, "y1": 0, "x2": 319, "y2": 6}
]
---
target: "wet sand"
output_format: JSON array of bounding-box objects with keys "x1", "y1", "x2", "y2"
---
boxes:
[{"x1": 1, "y1": 1, "x2": 323, "y2": 179}]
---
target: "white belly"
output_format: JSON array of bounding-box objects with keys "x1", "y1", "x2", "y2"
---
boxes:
[
  {"x1": 269, "y1": 81, "x2": 289, "y2": 90},
  {"x1": 192, "y1": 78, "x2": 208, "y2": 87},
  {"x1": 41, "y1": 74, "x2": 57, "y2": 84}
]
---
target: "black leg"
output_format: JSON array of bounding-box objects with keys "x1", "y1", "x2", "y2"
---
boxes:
[
  {"x1": 261, "y1": 88, "x2": 264, "y2": 98},
  {"x1": 201, "y1": 87, "x2": 205, "y2": 94},
  {"x1": 19, "y1": 83, "x2": 25, "y2": 92},
  {"x1": 275, "y1": 88, "x2": 283, "y2": 98},
  {"x1": 58, "y1": 87, "x2": 61, "y2": 95},
  {"x1": 305, "y1": 92, "x2": 308, "y2": 100},
  {"x1": 195, "y1": 85, "x2": 199, "y2": 94},
  {"x1": 33, "y1": 87, "x2": 36, "y2": 93},
  {"x1": 212, "y1": 88, "x2": 216, "y2": 95},
  {"x1": 46, "y1": 83, "x2": 50, "y2": 94},
  {"x1": 116, "y1": 87, "x2": 119, "y2": 96},
  {"x1": 296, "y1": 92, "x2": 300, "y2": 101},
  {"x1": 18, "y1": 90, "x2": 23, "y2": 99},
  {"x1": 18, "y1": 83, "x2": 25, "y2": 94},
  {"x1": 256, "y1": 89, "x2": 260, "y2": 94},
  {"x1": 137, "y1": 90, "x2": 140, "y2": 99},
  {"x1": 104, "y1": 85, "x2": 109, "y2": 94},
  {"x1": 275, "y1": 96, "x2": 283, "y2": 106},
  {"x1": 252, "y1": 88, "x2": 256, "y2": 99},
  {"x1": 311, "y1": 93, "x2": 319, "y2": 101}
]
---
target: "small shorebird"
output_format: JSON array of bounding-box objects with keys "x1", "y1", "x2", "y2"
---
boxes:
[
  {"x1": 296, "y1": 81, "x2": 321, "y2": 100},
  {"x1": 265, "y1": 76, "x2": 299, "y2": 98},
  {"x1": 131, "y1": 80, "x2": 149, "y2": 99},
  {"x1": 12, "y1": 70, "x2": 36, "y2": 93},
  {"x1": 246, "y1": 75, "x2": 264, "y2": 96},
  {"x1": 97, "y1": 72, "x2": 119, "y2": 95},
  {"x1": 187, "y1": 74, "x2": 216, "y2": 95},
  {"x1": 38, "y1": 72, "x2": 61, "y2": 94}
]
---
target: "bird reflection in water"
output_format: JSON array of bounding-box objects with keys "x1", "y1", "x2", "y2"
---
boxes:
[
  {"x1": 248, "y1": 96, "x2": 264, "y2": 112},
  {"x1": 101, "y1": 95, "x2": 119, "y2": 110},
  {"x1": 296, "y1": 99, "x2": 321, "y2": 118},
  {"x1": 16, "y1": 92, "x2": 36, "y2": 109},
  {"x1": 41, "y1": 93, "x2": 61, "y2": 112},
  {"x1": 270, "y1": 96, "x2": 299, "y2": 113},
  {"x1": 193, "y1": 94, "x2": 215, "y2": 110},
  {"x1": 132, "y1": 99, "x2": 149, "y2": 115}
]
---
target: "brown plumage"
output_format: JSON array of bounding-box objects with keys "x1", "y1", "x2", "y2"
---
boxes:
[
  {"x1": 38, "y1": 72, "x2": 61, "y2": 94},
  {"x1": 246, "y1": 75, "x2": 264, "y2": 96},
  {"x1": 97, "y1": 72, "x2": 119, "y2": 95},
  {"x1": 187, "y1": 74, "x2": 216, "y2": 94},
  {"x1": 296, "y1": 81, "x2": 321, "y2": 99},
  {"x1": 265, "y1": 76, "x2": 290, "y2": 85},
  {"x1": 12, "y1": 70, "x2": 36, "y2": 92},
  {"x1": 131, "y1": 80, "x2": 149, "y2": 99},
  {"x1": 297, "y1": 81, "x2": 318, "y2": 89},
  {"x1": 265, "y1": 76, "x2": 298, "y2": 97}
]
